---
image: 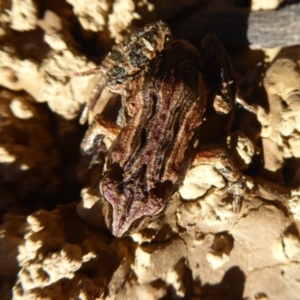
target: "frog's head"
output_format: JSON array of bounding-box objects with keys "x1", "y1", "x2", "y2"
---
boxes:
[{"x1": 99, "y1": 170, "x2": 172, "y2": 237}]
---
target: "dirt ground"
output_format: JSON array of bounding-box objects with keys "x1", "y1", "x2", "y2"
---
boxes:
[{"x1": 1, "y1": 0, "x2": 300, "y2": 299}]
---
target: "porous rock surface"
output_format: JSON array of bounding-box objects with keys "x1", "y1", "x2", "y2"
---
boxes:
[{"x1": 1, "y1": 1, "x2": 300, "y2": 300}]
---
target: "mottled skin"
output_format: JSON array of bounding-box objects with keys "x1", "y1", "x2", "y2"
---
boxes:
[
  {"x1": 80, "y1": 21, "x2": 242, "y2": 237},
  {"x1": 77, "y1": 21, "x2": 171, "y2": 124},
  {"x1": 101, "y1": 42, "x2": 208, "y2": 236}
]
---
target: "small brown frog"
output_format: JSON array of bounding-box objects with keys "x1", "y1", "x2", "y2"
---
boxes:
[{"x1": 80, "y1": 21, "x2": 246, "y2": 237}]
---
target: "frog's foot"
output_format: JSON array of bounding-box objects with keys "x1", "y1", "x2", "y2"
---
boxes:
[
  {"x1": 235, "y1": 95, "x2": 258, "y2": 114},
  {"x1": 80, "y1": 115, "x2": 121, "y2": 168},
  {"x1": 226, "y1": 175, "x2": 254, "y2": 213}
]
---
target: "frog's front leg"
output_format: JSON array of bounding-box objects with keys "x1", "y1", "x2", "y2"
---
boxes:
[
  {"x1": 192, "y1": 145, "x2": 249, "y2": 212},
  {"x1": 80, "y1": 114, "x2": 121, "y2": 168}
]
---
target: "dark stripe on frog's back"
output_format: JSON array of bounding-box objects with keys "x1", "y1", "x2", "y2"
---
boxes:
[
  {"x1": 108, "y1": 51, "x2": 176, "y2": 171},
  {"x1": 152, "y1": 43, "x2": 206, "y2": 184},
  {"x1": 108, "y1": 72, "x2": 150, "y2": 167}
]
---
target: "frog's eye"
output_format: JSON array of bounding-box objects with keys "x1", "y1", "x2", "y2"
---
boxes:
[{"x1": 165, "y1": 34, "x2": 171, "y2": 44}]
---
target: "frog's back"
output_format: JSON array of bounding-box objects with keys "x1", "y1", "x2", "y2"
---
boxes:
[{"x1": 100, "y1": 41, "x2": 207, "y2": 237}]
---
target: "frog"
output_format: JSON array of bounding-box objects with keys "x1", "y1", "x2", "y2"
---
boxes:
[{"x1": 79, "y1": 21, "x2": 247, "y2": 237}]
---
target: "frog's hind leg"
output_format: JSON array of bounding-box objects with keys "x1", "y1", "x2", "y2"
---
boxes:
[
  {"x1": 235, "y1": 96, "x2": 258, "y2": 114},
  {"x1": 201, "y1": 35, "x2": 259, "y2": 116},
  {"x1": 200, "y1": 35, "x2": 236, "y2": 115},
  {"x1": 79, "y1": 77, "x2": 106, "y2": 124},
  {"x1": 80, "y1": 114, "x2": 121, "y2": 168},
  {"x1": 75, "y1": 67, "x2": 102, "y2": 77}
]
